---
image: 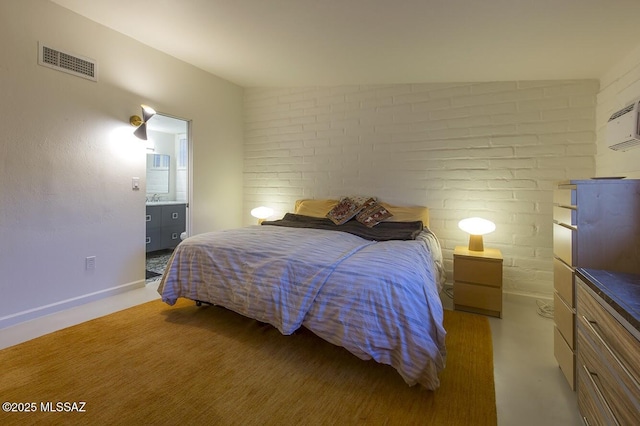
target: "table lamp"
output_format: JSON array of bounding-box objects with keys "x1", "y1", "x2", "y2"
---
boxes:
[
  {"x1": 458, "y1": 217, "x2": 496, "y2": 251},
  {"x1": 251, "y1": 206, "x2": 273, "y2": 224}
]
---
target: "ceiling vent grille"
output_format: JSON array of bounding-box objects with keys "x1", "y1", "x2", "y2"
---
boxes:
[{"x1": 38, "y1": 42, "x2": 98, "y2": 82}]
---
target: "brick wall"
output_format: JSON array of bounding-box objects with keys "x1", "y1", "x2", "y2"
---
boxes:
[
  {"x1": 597, "y1": 43, "x2": 640, "y2": 178},
  {"x1": 243, "y1": 80, "x2": 598, "y2": 297}
]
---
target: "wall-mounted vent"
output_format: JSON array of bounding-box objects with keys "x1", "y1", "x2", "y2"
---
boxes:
[
  {"x1": 607, "y1": 99, "x2": 640, "y2": 151},
  {"x1": 38, "y1": 42, "x2": 98, "y2": 82}
]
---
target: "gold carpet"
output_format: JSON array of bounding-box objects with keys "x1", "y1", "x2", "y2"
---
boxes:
[{"x1": 0, "y1": 299, "x2": 496, "y2": 425}]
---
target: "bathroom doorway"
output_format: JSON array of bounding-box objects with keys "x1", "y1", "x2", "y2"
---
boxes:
[{"x1": 144, "y1": 113, "x2": 191, "y2": 282}]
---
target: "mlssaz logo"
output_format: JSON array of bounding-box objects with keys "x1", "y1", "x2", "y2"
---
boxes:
[{"x1": 40, "y1": 401, "x2": 86, "y2": 412}]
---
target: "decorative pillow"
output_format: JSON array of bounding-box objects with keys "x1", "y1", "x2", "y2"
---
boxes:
[
  {"x1": 326, "y1": 197, "x2": 363, "y2": 225},
  {"x1": 356, "y1": 198, "x2": 394, "y2": 227},
  {"x1": 346, "y1": 195, "x2": 375, "y2": 206}
]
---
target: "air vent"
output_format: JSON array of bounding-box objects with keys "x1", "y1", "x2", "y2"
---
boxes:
[
  {"x1": 608, "y1": 103, "x2": 635, "y2": 121},
  {"x1": 607, "y1": 99, "x2": 640, "y2": 151},
  {"x1": 38, "y1": 42, "x2": 97, "y2": 82}
]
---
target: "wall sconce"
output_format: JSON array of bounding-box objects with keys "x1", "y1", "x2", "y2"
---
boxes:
[
  {"x1": 251, "y1": 206, "x2": 274, "y2": 224},
  {"x1": 129, "y1": 104, "x2": 156, "y2": 140},
  {"x1": 458, "y1": 217, "x2": 496, "y2": 251}
]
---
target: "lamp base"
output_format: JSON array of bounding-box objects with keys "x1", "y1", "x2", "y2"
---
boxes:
[{"x1": 468, "y1": 234, "x2": 484, "y2": 251}]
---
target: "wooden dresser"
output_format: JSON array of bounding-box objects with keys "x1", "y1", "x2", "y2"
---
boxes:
[
  {"x1": 575, "y1": 269, "x2": 640, "y2": 425},
  {"x1": 552, "y1": 179, "x2": 640, "y2": 390}
]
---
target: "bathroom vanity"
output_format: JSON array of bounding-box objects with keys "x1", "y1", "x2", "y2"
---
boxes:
[{"x1": 146, "y1": 202, "x2": 186, "y2": 252}]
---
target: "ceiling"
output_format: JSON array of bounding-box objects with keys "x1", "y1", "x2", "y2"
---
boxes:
[{"x1": 51, "y1": 0, "x2": 640, "y2": 87}]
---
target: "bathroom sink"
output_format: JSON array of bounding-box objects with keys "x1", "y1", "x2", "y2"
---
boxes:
[{"x1": 145, "y1": 201, "x2": 185, "y2": 206}]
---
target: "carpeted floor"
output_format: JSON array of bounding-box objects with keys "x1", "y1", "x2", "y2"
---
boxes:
[{"x1": 0, "y1": 299, "x2": 496, "y2": 425}]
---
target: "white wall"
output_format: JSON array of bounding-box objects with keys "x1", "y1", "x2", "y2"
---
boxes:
[
  {"x1": 596, "y1": 43, "x2": 640, "y2": 178},
  {"x1": 244, "y1": 81, "x2": 599, "y2": 297},
  {"x1": 0, "y1": 0, "x2": 244, "y2": 327}
]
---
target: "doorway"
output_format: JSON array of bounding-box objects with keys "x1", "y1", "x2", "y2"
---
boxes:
[{"x1": 144, "y1": 113, "x2": 191, "y2": 282}]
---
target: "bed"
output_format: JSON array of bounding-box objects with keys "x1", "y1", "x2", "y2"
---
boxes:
[{"x1": 157, "y1": 198, "x2": 447, "y2": 390}]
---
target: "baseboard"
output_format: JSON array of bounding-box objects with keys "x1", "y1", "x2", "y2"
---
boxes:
[{"x1": 0, "y1": 280, "x2": 146, "y2": 330}]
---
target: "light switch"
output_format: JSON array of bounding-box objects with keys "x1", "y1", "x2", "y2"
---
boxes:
[{"x1": 132, "y1": 177, "x2": 140, "y2": 190}]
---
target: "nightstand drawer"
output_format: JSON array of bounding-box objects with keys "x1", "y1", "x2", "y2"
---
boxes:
[
  {"x1": 453, "y1": 282, "x2": 501, "y2": 313},
  {"x1": 453, "y1": 257, "x2": 502, "y2": 287}
]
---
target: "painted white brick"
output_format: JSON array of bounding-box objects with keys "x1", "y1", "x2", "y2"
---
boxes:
[
  {"x1": 568, "y1": 119, "x2": 596, "y2": 132},
  {"x1": 539, "y1": 131, "x2": 595, "y2": 145},
  {"x1": 543, "y1": 81, "x2": 599, "y2": 97},
  {"x1": 411, "y1": 98, "x2": 452, "y2": 113},
  {"x1": 420, "y1": 84, "x2": 471, "y2": 100},
  {"x1": 243, "y1": 80, "x2": 599, "y2": 298},
  {"x1": 490, "y1": 135, "x2": 539, "y2": 146},
  {"x1": 515, "y1": 145, "x2": 565, "y2": 157},
  {"x1": 468, "y1": 124, "x2": 518, "y2": 137},
  {"x1": 492, "y1": 111, "x2": 541, "y2": 125},
  {"x1": 518, "y1": 97, "x2": 569, "y2": 112},
  {"x1": 518, "y1": 121, "x2": 569, "y2": 134},
  {"x1": 452, "y1": 87, "x2": 545, "y2": 107}
]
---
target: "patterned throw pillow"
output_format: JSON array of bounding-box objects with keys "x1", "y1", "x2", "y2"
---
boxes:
[
  {"x1": 326, "y1": 197, "x2": 363, "y2": 225},
  {"x1": 356, "y1": 198, "x2": 393, "y2": 227},
  {"x1": 347, "y1": 195, "x2": 375, "y2": 206}
]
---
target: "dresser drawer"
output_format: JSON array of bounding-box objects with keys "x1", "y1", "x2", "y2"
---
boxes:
[
  {"x1": 555, "y1": 292, "x2": 575, "y2": 349},
  {"x1": 577, "y1": 354, "x2": 620, "y2": 426},
  {"x1": 453, "y1": 257, "x2": 502, "y2": 287},
  {"x1": 554, "y1": 257, "x2": 574, "y2": 308},
  {"x1": 553, "y1": 223, "x2": 575, "y2": 266},
  {"x1": 553, "y1": 206, "x2": 575, "y2": 226},
  {"x1": 578, "y1": 324, "x2": 640, "y2": 426},
  {"x1": 554, "y1": 326, "x2": 575, "y2": 390},
  {"x1": 577, "y1": 281, "x2": 640, "y2": 389},
  {"x1": 554, "y1": 188, "x2": 575, "y2": 207}
]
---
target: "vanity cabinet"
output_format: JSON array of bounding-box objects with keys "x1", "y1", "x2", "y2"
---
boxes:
[
  {"x1": 552, "y1": 179, "x2": 640, "y2": 390},
  {"x1": 575, "y1": 269, "x2": 640, "y2": 425},
  {"x1": 146, "y1": 203, "x2": 186, "y2": 252}
]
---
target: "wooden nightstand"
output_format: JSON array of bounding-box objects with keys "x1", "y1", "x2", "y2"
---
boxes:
[{"x1": 453, "y1": 246, "x2": 503, "y2": 318}]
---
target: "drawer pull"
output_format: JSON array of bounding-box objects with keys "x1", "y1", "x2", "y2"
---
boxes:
[
  {"x1": 146, "y1": 214, "x2": 152, "y2": 222},
  {"x1": 172, "y1": 212, "x2": 179, "y2": 220},
  {"x1": 581, "y1": 315, "x2": 640, "y2": 389},
  {"x1": 582, "y1": 365, "x2": 620, "y2": 426}
]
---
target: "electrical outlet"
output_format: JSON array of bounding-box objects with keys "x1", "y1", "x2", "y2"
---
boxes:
[
  {"x1": 132, "y1": 177, "x2": 140, "y2": 191},
  {"x1": 86, "y1": 256, "x2": 96, "y2": 270}
]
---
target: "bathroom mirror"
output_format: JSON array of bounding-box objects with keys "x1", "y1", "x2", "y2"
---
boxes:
[{"x1": 146, "y1": 154, "x2": 170, "y2": 194}]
